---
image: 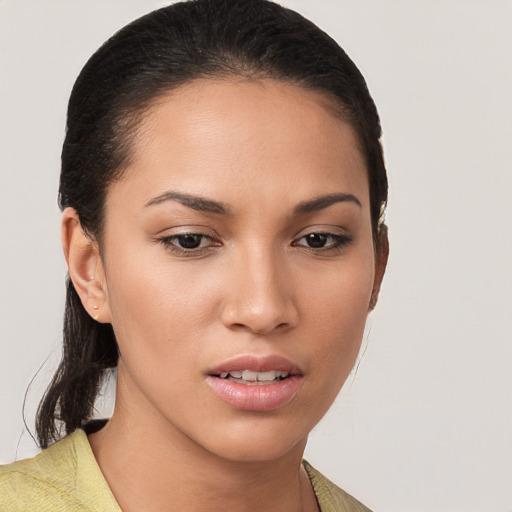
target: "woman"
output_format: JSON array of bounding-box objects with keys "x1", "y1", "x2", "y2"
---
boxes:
[{"x1": 0, "y1": 0, "x2": 388, "y2": 510}]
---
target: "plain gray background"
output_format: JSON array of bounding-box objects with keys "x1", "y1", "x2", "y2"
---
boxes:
[{"x1": 1, "y1": 1, "x2": 511, "y2": 511}]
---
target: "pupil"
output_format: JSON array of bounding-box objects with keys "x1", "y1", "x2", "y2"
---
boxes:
[
  {"x1": 178, "y1": 234, "x2": 202, "y2": 249},
  {"x1": 306, "y1": 233, "x2": 327, "y2": 248}
]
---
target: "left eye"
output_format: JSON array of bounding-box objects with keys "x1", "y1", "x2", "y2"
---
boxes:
[
  {"x1": 173, "y1": 234, "x2": 206, "y2": 249},
  {"x1": 294, "y1": 233, "x2": 349, "y2": 250}
]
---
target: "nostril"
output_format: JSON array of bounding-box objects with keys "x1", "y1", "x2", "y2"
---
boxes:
[{"x1": 252, "y1": 322, "x2": 290, "y2": 335}]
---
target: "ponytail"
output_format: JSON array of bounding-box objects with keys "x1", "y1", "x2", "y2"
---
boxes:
[{"x1": 36, "y1": 279, "x2": 118, "y2": 448}]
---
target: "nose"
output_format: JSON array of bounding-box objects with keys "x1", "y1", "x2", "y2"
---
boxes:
[{"x1": 220, "y1": 245, "x2": 299, "y2": 335}]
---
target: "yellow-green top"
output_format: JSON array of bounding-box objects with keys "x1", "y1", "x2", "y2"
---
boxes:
[{"x1": 0, "y1": 430, "x2": 371, "y2": 511}]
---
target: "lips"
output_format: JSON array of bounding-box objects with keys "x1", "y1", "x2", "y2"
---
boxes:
[
  {"x1": 206, "y1": 355, "x2": 303, "y2": 411},
  {"x1": 208, "y1": 354, "x2": 301, "y2": 375}
]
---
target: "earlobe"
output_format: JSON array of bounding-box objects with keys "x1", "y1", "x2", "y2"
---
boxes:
[
  {"x1": 61, "y1": 208, "x2": 111, "y2": 323},
  {"x1": 369, "y1": 225, "x2": 389, "y2": 311}
]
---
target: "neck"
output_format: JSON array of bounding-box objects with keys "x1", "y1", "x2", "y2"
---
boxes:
[{"x1": 88, "y1": 374, "x2": 318, "y2": 512}]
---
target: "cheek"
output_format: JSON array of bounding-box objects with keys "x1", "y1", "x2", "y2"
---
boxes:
[
  {"x1": 299, "y1": 253, "x2": 375, "y2": 377},
  {"x1": 103, "y1": 246, "x2": 219, "y2": 360},
  {"x1": 300, "y1": 247, "x2": 374, "y2": 321}
]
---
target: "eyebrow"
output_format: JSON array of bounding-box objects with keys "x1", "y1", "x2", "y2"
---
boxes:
[
  {"x1": 145, "y1": 190, "x2": 361, "y2": 216},
  {"x1": 293, "y1": 193, "x2": 362, "y2": 215},
  {"x1": 145, "y1": 191, "x2": 232, "y2": 215}
]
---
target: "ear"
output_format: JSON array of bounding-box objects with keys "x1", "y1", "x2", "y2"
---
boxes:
[
  {"x1": 62, "y1": 208, "x2": 112, "y2": 323},
  {"x1": 369, "y1": 225, "x2": 389, "y2": 310}
]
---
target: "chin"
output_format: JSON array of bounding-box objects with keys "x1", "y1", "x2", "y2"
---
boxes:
[{"x1": 195, "y1": 416, "x2": 309, "y2": 464}]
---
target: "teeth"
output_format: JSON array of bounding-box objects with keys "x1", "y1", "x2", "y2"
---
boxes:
[
  {"x1": 219, "y1": 370, "x2": 290, "y2": 381},
  {"x1": 254, "y1": 370, "x2": 276, "y2": 381},
  {"x1": 242, "y1": 370, "x2": 258, "y2": 381}
]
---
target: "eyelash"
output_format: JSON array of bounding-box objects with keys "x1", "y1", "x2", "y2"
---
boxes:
[{"x1": 157, "y1": 231, "x2": 352, "y2": 256}]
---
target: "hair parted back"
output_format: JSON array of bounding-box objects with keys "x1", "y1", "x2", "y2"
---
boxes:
[{"x1": 36, "y1": 0, "x2": 388, "y2": 448}]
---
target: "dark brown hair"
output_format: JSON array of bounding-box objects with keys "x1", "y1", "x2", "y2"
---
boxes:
[{"x1": 36, "y1": 0, "x2": 388, "y2": 448}]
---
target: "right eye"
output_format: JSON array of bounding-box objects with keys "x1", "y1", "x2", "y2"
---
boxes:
[{"x1": 158, "y1": 233, "x2": 220, "y2": 254}]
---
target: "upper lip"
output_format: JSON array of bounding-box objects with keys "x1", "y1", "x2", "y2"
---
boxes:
[{"x1": 208, "y1": 354, "x2": 302, "y2": 376}]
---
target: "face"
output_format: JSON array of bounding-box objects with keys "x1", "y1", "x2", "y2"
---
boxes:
[{"x1": 95, "y1": 79, "x2": 381, "y2": 462}]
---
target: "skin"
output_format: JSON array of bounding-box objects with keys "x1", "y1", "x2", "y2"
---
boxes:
[{"x1": 63, "y1": 78, "x2": 388, "y2": 512}]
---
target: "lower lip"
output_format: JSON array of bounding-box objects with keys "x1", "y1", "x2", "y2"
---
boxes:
[{"x1": 206, "y1": 375, "x2": 302, "y2": 412}]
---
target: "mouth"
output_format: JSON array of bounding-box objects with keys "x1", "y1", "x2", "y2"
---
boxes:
[
  {"x1": 215, "y1": 370, "x2": 291, "y2": 385},
  {"x1": 206, "y1": 355, "x2": 303, "y2": 411}
]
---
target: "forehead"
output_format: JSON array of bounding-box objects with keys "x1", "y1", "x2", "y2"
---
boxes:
[{"x1": 111, "y1": 78, "x2": 369, "y2": 213}]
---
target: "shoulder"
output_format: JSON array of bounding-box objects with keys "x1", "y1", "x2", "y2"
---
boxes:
[
  {"x1": 0, "y1": 430, "x2": 120, "y2": 512},
  {"x1": 303, "y1": 460, "x2": 373, "y2": 512},
  {"x1": 0, "y1": 432, "x2": 84, "y2": 511}
]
